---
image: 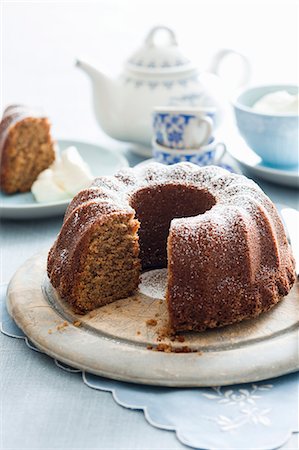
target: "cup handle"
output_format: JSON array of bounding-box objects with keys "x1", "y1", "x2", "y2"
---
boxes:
[
  {"x1": 197, "y1": 116, "x2": 213, "y2": 146},
  {"x1": 214, "y1": 143, "x2": 227, "y2": 165}
]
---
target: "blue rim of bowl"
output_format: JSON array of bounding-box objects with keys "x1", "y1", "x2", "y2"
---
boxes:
[{"x1": 232, "y1": 84, "x2": 299, "y2": 118}]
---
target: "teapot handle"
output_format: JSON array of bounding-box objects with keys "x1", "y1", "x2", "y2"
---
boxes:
[
  {"x1": 145, "y1": 26, "x2": 178, "y2": 47},
  {"x1": 209, "y1": 48, "x2": 251, "y2": 87}
]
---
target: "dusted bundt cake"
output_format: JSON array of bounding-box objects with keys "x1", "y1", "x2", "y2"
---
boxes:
[
  {"x1": 47, "y1": 163, "x2": 296, "y2": 332},
  {"x1": 0, "y1": 105, "x2": 55, "y2": 194}
]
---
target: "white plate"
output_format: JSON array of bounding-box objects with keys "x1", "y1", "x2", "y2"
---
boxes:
[
  {"x1": 0, "y1": 139, "x2": 128, "y2": 220},
  {"x1": 227, "y1": 135, "x2": 299, "y2": 189}
]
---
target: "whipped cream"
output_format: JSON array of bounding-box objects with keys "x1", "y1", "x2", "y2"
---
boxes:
[
  {"x1": 31, "y1": 169, "x2": 70, "y2": 203},
  {"x1": 31, "y1": 146, "x2": 93, "y2": 203},
  {"x1": 253, "y1": 90, "x2": 298, "y2": 114}
]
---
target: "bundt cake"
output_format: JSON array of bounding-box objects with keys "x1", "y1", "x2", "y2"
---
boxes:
[
  {"x1": 0, "y1": 105, "x2": 55, "y2": 194},
  {"x1": 47, "y1": 162, "x2": 296, "y2": 332}
]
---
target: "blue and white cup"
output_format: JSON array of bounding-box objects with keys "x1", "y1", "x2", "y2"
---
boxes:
[
  {"x1": 152, "y1": 137, "x2": 226, "y2": 166},
  {"x1": 153, "y1": 107, "x2": 214, "y2": 149}
]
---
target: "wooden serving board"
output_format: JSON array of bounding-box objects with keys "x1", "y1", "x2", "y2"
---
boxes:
[{"x1": 6, "y1": 251, "x2": 299, "y2": 387}]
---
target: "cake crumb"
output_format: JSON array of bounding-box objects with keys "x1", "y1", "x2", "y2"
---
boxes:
[
  {"x1": 56, "y1": 321, "x2": 68, "y2": 331},
  {"x1": 146, "y1": 319, "x2": 157, "y2": 326},
  {"x1": 89, "y1": 310, "x2": 97, "y2": 318},
  {"x1": 73, "y1": 320, "x2": 82, "y2": 327},
  {"x1": 136, "y1": 330, "x2": 141, "y2": 335},
  {"x1": 156, "y1": 343, "x2": 172, "y2": 353},
  {"x1": 48, "y1": 329, "x2": 52, "y2": 334},
  {"x1": 157, "y1": 325, "x2": 174, "y2": 341},
  {"x1": 146, "y1": 343, "x2": 200, "y2": 354},
  {"x1": 174, "y1": 346, "x2": 192, "y2": 353}
]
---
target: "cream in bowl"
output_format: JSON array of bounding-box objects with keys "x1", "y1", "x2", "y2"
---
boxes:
[
  {"x1": 233, "y1": 85, "x2": 299, "y2": 168},
  {"x1": 252, "y1": 90, "x2": 298, "y2": 115}
]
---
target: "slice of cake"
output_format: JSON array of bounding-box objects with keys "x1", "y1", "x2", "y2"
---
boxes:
[{"x1": 0, "y1": 105, "x2": 56, "y2": 194}]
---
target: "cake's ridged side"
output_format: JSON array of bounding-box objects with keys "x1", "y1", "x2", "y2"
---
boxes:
[
  {"x1": 167, "y1": 188, "x2": 296, "y2": 332},
  {"x1": 228, "y1": 188, "x2": 295, "y2": 287},
  {"x1": 167, "y1": 205, "x2": 266, "y2": 331}
]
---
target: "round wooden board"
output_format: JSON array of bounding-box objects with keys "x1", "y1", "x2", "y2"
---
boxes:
[{"x1": 6, "y1": 251, "x2": 299, "y2": 387}]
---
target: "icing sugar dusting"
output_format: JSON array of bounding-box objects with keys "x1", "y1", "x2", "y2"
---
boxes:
[
  {"x1": 139, "y1": 269, "x2": 167, "y2": 300},
  {"x1": 87, "y1": 162, "x2": 258, "y2": 217}
]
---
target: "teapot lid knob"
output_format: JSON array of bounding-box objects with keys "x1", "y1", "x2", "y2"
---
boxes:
[
  {"x1": 145, "y1": 26, "x2": 178, "y2": 48},
  {"x1": 125, "y1": 25, "x2": 194, "y2": 73}
]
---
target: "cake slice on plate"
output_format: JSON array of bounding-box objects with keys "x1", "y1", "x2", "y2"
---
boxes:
[{"x1": 0, "y1": 105, "x2": 56, "y2": 194}]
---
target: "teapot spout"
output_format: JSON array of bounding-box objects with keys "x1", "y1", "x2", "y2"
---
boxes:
[
  {"x1": 76, "y1": 58, "x2": 122, "y2": 139},
  {"x1": 76, "y1": 58, "x2": 104, "y2": 83}
]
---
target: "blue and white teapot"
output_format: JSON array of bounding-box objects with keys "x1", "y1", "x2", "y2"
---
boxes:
[{"x1": 77, "y1": 26, "x2": 250, "y2": 153}]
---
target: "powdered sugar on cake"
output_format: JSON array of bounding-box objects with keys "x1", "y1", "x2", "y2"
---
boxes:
[{"x1": 139, "y1": 269, "x2": 167, "y2": 300}]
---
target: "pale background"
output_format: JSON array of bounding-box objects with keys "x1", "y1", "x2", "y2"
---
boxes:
[
  {"x1": 1, "y1": 1, "x2": 298, "y2": 449},
  {"x1": 1, "y1": 0, "x2": 298, "y2": 145}
]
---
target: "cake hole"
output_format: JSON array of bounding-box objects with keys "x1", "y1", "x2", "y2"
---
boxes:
[{"x1": 130, "y1": 184, "x2": 216, "y2": 269}]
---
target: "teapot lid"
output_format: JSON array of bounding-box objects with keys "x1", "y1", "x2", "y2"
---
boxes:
[{"x1": 125, "y1": 26, "x2": 195, "y2": 74}]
